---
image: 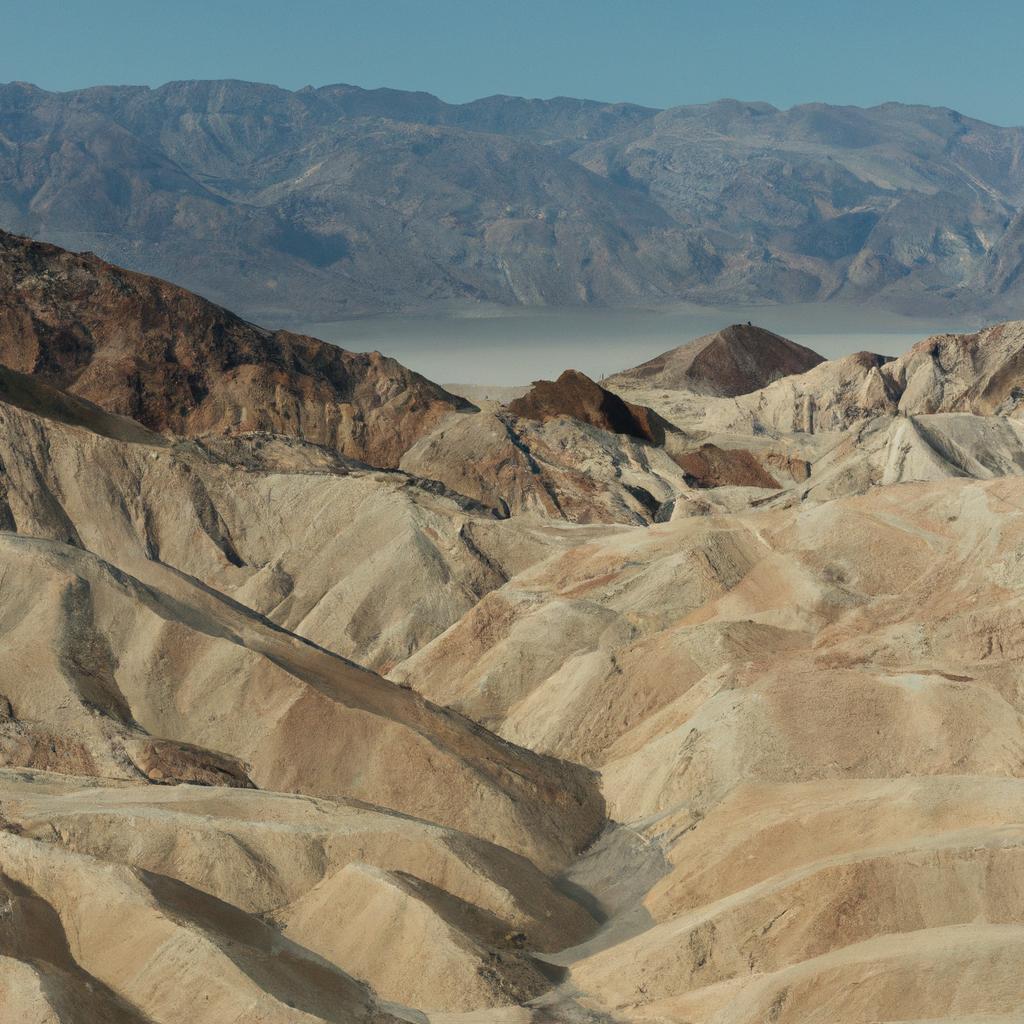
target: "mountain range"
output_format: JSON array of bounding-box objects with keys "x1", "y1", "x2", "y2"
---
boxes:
[{"x1": 3, "y1": 79, "x2": 1024, "y2": 321}]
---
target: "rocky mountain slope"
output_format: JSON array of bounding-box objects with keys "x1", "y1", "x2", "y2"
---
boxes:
[
  {"x1": 399, "y1": 367, "x2": 701, "y2": 525},
  {"x1": 4, "y1": 81, "x2": 1024, "y2": 318},
  {"x1": 577, "y1": 100, "x2": 1024, "y2": 314},
  {"x1": 617, "y1": 320, "x2": 1024, "y2": 438},
  {"x1": 0, "y1": 229, "x2": 470, "y2": 467},
  {"x1": 606, "y1": 323, "x2": 825, "y2": 395},
  {"x1": 7, "y1": 234, "x2": 1024, "y2": 1020},
  {"x1": 400, "y1": 405, "x2": 691, "y2": 524}
]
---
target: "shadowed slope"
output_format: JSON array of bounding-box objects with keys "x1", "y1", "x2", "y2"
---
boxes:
[{"x1": 506, "y1": 369, "x2": 673, "y2": 445}]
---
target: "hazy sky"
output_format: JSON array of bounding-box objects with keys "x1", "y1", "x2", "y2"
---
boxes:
[{"x1": 4, "y1": 0, "x2": 1023, "y2": 126}]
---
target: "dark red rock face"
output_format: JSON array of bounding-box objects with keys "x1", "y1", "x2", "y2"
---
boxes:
[
  {"x1": 506, "y1": 369, "x2": 672, "y2": 444},
  {"x1": 0, "y1": 230, "x2": 471, "y2": 468},
  {"x1": 610, "y1": 324, "x2": 825, "y2": 397}
]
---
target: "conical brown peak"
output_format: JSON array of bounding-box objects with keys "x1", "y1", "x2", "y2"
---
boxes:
[{"x1": 608, "y1": 322, "x2": 825, "y2": 396}]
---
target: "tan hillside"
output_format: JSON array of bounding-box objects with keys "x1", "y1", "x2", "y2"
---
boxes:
[
  {"x1": 0, "y1": 770, "x2": 595, "y2": 1012},
  {"x1": 0, "y1": 365, "x2": 605, "y2": 672},
  {"x1": 5, "y1": 234, "x2": 1024, "y2": 1021},
  {"x1": 391, "y1": 475, "x2": 1024, "y2": 1019}
]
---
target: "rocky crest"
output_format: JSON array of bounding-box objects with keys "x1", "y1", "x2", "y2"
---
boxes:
[
  {"x1": 506, "y1": 368, "x2": 673, "y2": 443},
  {"x1": 0, "y1": 229, "x2": 471, "y2": 467}
]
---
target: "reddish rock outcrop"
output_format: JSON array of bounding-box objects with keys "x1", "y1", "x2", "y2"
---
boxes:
[
  {"x1": 506, "y1": 368, "x2": 673, "y2": 444},
  {"x1": 671, "y1": 443, "x2": 781, "y2": 489},
  {"x1": 0, "y1": 230, "x2": 472, "y2": 467}
]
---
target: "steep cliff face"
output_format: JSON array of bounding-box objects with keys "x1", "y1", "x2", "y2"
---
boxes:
[{"x1": 0, "y1": 229, "x2": 471, "y2": 467}]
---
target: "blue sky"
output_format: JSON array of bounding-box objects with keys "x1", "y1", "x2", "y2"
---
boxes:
[{"x1": 3, "y1": 0, "x2": 1022, "y2": 125}]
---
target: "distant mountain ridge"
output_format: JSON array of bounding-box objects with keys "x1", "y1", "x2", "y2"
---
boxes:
[{"x1": 2, "y1": 79, "x2": 1024, "y2": 320}]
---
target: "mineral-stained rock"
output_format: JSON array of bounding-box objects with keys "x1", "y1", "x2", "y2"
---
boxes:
[
  {"x1": 0, "y1": 230, "x2": 472, "y2": 468},
  {"x1": 506, "y1": 368, "x2": 674, "y2": 444},
  {"x1": 670, "y1": 442, "x2": 781, "y2": 489}
]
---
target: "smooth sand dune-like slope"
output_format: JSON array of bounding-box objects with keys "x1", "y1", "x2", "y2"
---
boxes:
[
  {"x1": 0, "y1": 530, "x2": 603, "y2": 873},
  {"x1": 391, "y1": 476, "x2": 1024, "y2": 1019},
  {"x1": 0, "y1": 769, "x2": 596, "y2": 1012},
  {"x1": 0, "y1": 829, "x2": 402, "y2": 1024}
]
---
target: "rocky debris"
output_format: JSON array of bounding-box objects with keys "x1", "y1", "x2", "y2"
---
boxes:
[
  {"x1": 0, "y1": 706, "x2": 254, "y2": 788},
  {"x1": 607, "y1": 323, "x2": 825, "y2": 396},
  {"x1": 763, "y1": 450, "x2": 812, "y2": 481},
  {"x1": 506, "y1": 369, "x2": 674, "y2": 444},
  {"x1": 0, "y1": 230, "x2": 472, "y2": 468},
  {"x1": 885, "y1": 320, "x2": 1024, "y2": 416}
]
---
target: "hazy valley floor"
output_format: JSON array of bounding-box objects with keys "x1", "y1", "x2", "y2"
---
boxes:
[{"x1": 301, "y1": 303, "x2": 968, "y2": 385}]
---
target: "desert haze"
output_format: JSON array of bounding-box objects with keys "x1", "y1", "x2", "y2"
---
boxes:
[{"x1": 2, "y1": 222, "x2": 1024, "y2": 1022}]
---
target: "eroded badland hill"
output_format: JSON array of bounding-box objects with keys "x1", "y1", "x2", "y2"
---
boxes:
[{"x1": 3, "y1": 235, "x2": 1024, "y2": 1021}]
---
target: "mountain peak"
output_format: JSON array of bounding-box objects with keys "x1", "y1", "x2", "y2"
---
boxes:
[{"x1": 607, "y1": 323, "x2": 825, "y2": 396}]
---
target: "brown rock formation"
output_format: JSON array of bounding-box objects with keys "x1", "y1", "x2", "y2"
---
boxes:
[
  {"x1": 401, "y1": 409, "x2": 689, "y2": 524},
  {"x1": 507, "y1": 368, "x2": 673, "y2": 443},
  {"x1": 671, "y1": 443, "x2": 781, "y2": 489},
  {"x1": 0, "y1": 230, "x2": 472, "y2": 467},
  {"x1": 607, "y1": 323, "x2": 825, "y2": 396}
]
